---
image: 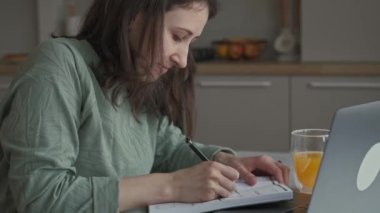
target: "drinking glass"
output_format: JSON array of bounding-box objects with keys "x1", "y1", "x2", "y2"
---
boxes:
[{"x1": 291, "y1": 129, "x2": 329, "y2": 194}]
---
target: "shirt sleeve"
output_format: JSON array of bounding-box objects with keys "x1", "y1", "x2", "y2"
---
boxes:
[
  {"x1": 0, "y1": 41, "x2": 119, "y2": 213},
  {"x1": 151, "y1": 116, "x2": 236, "y2": 173}
]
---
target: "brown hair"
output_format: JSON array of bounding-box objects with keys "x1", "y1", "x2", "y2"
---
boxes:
[{"x1": 76, "y1": 0, "x2": 218, "y2": 137}]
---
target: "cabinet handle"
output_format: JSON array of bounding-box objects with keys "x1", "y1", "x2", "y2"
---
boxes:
[
  {"x1": 308, "y1": 82, "x2": 380, "y2": 89},
  {"x1": 198, "y1": 81, "x2": 272, "y2": 88}
]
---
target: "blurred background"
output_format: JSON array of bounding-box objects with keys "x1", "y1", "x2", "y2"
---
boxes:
[
  {"x1": 1, "y1": 0, "x2": 380, "y2": 62},
  {"x1": 1, "y1": 0, "x2": 380, "y2": 152}
]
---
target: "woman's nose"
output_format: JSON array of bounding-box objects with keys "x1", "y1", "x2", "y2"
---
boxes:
[{"x1": 171, "y1": 46, "x2": 189, "y2": 69}]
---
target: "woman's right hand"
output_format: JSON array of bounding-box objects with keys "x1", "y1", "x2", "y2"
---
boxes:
[{"x1": 170, "y1": 161, "x2": 240, "y2": 202}]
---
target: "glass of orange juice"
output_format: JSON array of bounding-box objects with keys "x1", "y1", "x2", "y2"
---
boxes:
[{"x1": 291, "y1": 129, "x2": 329, "y2": 194}]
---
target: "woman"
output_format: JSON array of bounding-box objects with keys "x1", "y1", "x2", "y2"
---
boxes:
[{"x1": 0, "y1": 0, "x2": 290, "y2": 212}]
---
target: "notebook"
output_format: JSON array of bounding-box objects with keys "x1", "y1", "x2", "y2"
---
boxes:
[{"x1": 149, "y1": 176, "x2": 293, "y2": 213}]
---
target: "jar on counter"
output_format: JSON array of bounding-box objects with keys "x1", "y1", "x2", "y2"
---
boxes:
[
  {"x1": 213, "y1": 40, "x2": 230, "y2": 60},
  {"x1": 243, "y1": 40, "x2": 267, "y2": 60},
  {"x1": 213, "y1": 39, "x2": 267, "y2": 61}
]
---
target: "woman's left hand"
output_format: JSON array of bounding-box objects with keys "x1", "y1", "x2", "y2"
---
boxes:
[{"x1": 213, "y1": 152, "x2": 290, "y2": 186}]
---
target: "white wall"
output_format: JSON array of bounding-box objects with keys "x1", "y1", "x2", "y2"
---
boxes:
[
  {"x1": 3, "y1": 0, "x2": 378, "y2": 62},
  {"x1": 0, "y1": 0, "x2": 93, "y2": 58},
  {"x1": 0, "y1": 0, "x2": 38, "y2": 58},
  {"x1": 302, "y1": 0, "x2": 380, "y2": 62},
  {"x1": 0, "y1": 0, "x2": 279, "y2": 58},
  {"x1": 36, "y1": 0, "x2": 93, "y2": 43},
  {"x1": 194, "y1": 0, "x2": 280, "y2": 48}
]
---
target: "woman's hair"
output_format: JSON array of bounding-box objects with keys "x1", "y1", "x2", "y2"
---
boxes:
[{"x1": 76, "y1": 0, "x2": 218, "y2": 137}]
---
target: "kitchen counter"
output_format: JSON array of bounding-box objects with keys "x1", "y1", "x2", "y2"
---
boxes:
[
  {"x1": 2, "y1": 61, "x2": 380, "y2": 76},
  {"x1": 196, "y1": 61, "x2": 380, "y2": 76}
]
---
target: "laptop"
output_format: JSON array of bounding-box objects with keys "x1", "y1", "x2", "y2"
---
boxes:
[
  {"x1": 217, "y1": 100, "x2": 380, "y2": 213},
  {"x1": 307, "y1": 100, "x2": 380, "y2": 212}
]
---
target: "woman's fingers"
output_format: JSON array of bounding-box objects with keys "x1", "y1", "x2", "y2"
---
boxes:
[
  {"x1": 218, "y1": 173, "x2": 238, "y2": 192},
  {"x1": 276, "y1": 160, "x2": 290, "y2": 185},
  {"x1": 241, "y1": 155, "x2": 288, "y2": 183},
  {"x1": 199, "y1": 162, "x2": 239, "y2": 199},
  {"x1": 218, "y1": 163, "x2": 240, "y2": 181},
  {"x1": 210, "y1": 162, "x2": 240, "y2": 195},
  {"x1": 252, "y1": 155, "x2": 286, "y2": 184},
  {"x1": 174, "y1": 155, "x2": 291, "y2": 204},
  {"x1": 235, "y1": 163, "x2": 257, "y2": 186},
  {"x1": 214, "y1": 153, "x2": 291, "y2": 187}
]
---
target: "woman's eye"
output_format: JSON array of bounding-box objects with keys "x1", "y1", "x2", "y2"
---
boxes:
[{"x1": 172, "y1": 34, "x2": 183, "y2": 42}]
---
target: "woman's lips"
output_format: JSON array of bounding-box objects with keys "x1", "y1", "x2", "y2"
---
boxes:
[
  {"x1": 159, "y1": 64, "x2": 170, "y2": 74},
  {"x1": 161, "y1": 64, "x2": 170, "y2": 70}
]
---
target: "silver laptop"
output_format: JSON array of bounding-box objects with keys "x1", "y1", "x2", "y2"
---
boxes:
[
  {"x1": 217, "y1": 101, "x2": 380, "y2": 213},
  {"x1": 308, "y1": 100, "x2": 380, "y2": 212}
]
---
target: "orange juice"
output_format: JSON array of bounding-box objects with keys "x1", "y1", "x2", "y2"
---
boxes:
[{"x1": 293, "y1": 151, "x2": 323, "y2": 190}]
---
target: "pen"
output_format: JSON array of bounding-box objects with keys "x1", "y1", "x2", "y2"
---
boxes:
[
  {"x1": 185, "y1": 137, "x2": 210, "y2": 161},
  {"x1": 185, "y1": 137, "x2": 241, "y2": 196}
]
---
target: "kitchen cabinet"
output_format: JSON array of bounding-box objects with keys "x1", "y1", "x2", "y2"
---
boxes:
[
  {"x1": 194, "y1": 72, "x2": 380, "y2": 152},
  {"x1": 291, "y1": 76, "x2": 380, "y2": 130},
  {"x1": 194, "y1": 75, "x2": 290, "y2": 152}
]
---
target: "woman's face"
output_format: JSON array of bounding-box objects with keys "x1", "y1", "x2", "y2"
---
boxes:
[{"x1": 129, "y1": 2, "x2": 209, "y2": 81}]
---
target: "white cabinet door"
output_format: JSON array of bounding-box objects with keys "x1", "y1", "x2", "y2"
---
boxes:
[
  {"x1": 291, "y1": 76, "x2": 380, "y2": 130},
  {"x1": 194, "y1": 75, "x2": 290, "y2": 152}
]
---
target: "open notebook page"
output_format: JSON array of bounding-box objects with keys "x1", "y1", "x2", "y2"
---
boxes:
[{"x1": 149, "y1": 176, "x2": 293, "y2": 213}]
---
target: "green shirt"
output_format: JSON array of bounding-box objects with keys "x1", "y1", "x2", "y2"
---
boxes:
[{"x1": 0, "y1": 38, "x2": 234, "y2": 213}]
